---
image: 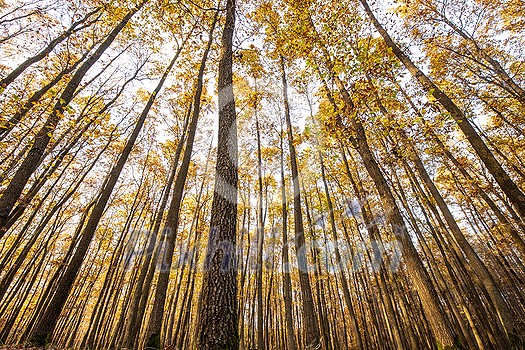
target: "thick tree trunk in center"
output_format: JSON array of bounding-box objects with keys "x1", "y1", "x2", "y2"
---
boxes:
[{"x1": 195, "y1": 0, "x2": 239, "y2": 348}]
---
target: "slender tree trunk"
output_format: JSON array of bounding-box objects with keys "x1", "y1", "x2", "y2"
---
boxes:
[
  {"x1": 280, "y1": 56, "x2": 322, "y2": 349},
  {"x1": 279, "y1": 123, "x2": 298, "y2": 350},
  {"x1": 144, "y1": 14, "x2": 217, "y2": 349},
  {"x1": 319, "y1": 154, "x2": 363, "y2": 350}
]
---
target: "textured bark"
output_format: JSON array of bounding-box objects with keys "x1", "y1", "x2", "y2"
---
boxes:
[
  {"x1": 255, "y1": 109, "x2": 265, "y2": 350},
  {"x1": 195, "y1": 0, "x2": 239, "y2": 348}
]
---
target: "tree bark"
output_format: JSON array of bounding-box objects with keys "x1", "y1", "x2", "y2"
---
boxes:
[{"x1": 195, "y1": 0, "x2": 239, "y2": 348}]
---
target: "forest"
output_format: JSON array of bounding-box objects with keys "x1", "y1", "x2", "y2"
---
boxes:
[{"x1": 0, "y1": 0, "x2": 524, "y2": 349}]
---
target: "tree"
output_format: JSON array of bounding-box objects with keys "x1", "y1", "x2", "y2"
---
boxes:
[{"x1": 195, "y1": 0, "x2": 239, "y2": 348}]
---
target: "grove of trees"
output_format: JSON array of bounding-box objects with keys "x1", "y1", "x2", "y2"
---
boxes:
[{"x1": 0, "y1": 0, "x2": 524, "y2": 349}]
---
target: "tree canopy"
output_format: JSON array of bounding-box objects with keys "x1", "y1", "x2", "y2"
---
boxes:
[{"x1": 0, "y1": 0, "x2": 525, "y2": 349}]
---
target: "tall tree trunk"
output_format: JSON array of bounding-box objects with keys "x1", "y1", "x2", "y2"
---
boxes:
[
  {"x1": 144, "y1": 13, "x2": 217, "y2": 349},
  {"x1": 280, "y1": 56, "x2": 322, "y2": 350},
  {"x1": 255, "y1": 100, "x2": 265, "y2": 350},
  {"x1": 195, "y1": 0, "x2": 239, "y2": 347},
  {"x1": 279, "y1": 122, "x2": 298, "y2": 350}
]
